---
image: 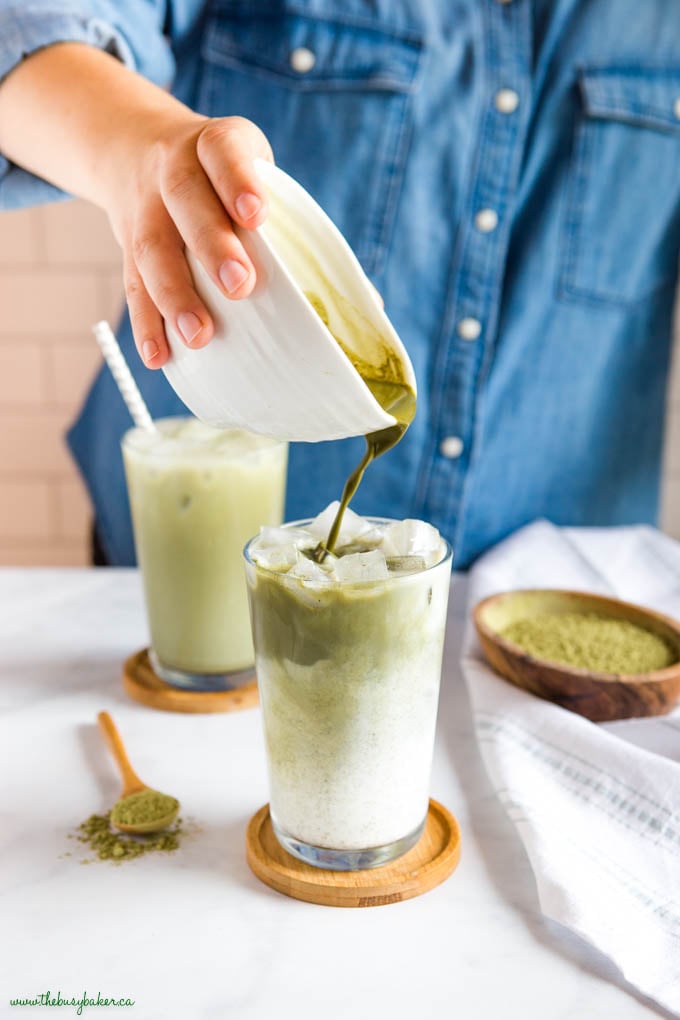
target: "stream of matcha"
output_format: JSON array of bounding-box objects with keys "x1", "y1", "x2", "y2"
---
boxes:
[{"x1": 304, "y1": 292, "x2": 416, "y2": 560}]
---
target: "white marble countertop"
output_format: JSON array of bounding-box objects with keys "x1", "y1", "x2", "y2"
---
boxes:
[{"x1": 0, "y1": 568, "x2": 668, "y2": 1019}]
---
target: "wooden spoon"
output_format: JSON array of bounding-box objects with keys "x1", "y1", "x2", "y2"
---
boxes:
[{"x1": 97, "y1": 711, "x2": 179, "y2": 834}]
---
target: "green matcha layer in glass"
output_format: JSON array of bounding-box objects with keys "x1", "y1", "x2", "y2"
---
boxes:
[
  {"x1": 244, "y1": 508, "x2": 452, "y2": 870},
  {"x1": 123, "y1": 417, "x2": 287, "y2": 690}
]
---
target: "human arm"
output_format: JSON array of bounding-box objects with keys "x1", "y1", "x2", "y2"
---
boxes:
[{"x1": 0, "y1": 36, "x2": 273, "y2": 367}]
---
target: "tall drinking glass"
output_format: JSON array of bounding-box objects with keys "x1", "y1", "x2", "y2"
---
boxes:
[
  {"x1": 244, "y1": 518, "x2": 452, "y2": 870},
  {"x1": 122, "y1": 417, "x2": 287, "y2": 690}
]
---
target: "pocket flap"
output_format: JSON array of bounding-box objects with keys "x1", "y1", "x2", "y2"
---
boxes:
[
  {"x1": 580, "y1": 68, "x2": 680, "y2": 133},
  {"x1": 203, "y1": 9, "x2": 422, "y2": 92}
]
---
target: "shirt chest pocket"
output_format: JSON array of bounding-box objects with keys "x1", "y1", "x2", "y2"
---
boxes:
[
  {"x1": 198, "y1": 3, "x2": 422, "y2": 279},
  {"x1": 559, "y1": 68, "x2": 680, "y2": 306}
]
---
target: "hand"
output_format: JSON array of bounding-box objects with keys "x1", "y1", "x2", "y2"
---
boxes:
[
  {"x1": 0, "y1": 44, "x2": 274, "y2": 370},
  {"x1": 102, "y1": 113, "x2": 274, "y2": 368}
]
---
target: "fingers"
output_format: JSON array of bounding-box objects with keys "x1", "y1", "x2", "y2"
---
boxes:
[
  {"x1": 126, "y1": 200, "x2": 215, "y2": 366},
  {"x1": 123, "y1": 255, "x2": 169, "y2": 369},
  {"x1": 161, "y1": 158, "x2": 255, "y2": 300},
  {"x1": 122, "y1": 115, "x2": 276, "y2": 369},
  {"x1": 196, "y1": 117, "x2": 274, "y2": 232}
]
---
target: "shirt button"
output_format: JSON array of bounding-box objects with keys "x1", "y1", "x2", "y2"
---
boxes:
[
  {"x1": 440, "y1": 436, "x2": 464, "y2": 459},
  {"x1": 495, "y1": 88, "x2": 520, "y2": 114},
  {"x1": 290, "y1": 47, "x2": 316, "y2": 73},
  {"x1": 474, "y1": 208, "x2": 499, "y2": 233},
  {"x1": 674, "y1": 97, "x2": 680, "y2": 119},
  {"x1": 457, "y1": 317, "x2": 482, "y2": 341}
]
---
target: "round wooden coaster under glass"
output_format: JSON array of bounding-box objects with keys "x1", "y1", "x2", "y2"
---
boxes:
[
  {"x1": 123, "y1": 648, "x2": 258, "y2": 713},
  {"x1": 246, "y1": 799, "x2": 460, "y2": 908}
]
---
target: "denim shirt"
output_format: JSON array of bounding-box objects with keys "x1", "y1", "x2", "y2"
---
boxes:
[{"x1": 1, "y1": 0, "x2": 679, "y2": 567}]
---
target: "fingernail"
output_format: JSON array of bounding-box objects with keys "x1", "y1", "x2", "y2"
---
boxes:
[
  {"x1": 142, "y1": 339, "x2": 159, "y2": 364},
  {"x1": 177, "y1": 311, "x2": 202, "y2": 345},
  {"x1": 235, "y1": 192, "x2": 261, "y2": 221},
  {"x1": 219, "y1": 259, "x2": 249, "y2": 294}
]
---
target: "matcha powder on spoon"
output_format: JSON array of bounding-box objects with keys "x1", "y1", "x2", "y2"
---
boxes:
[
  {"x1": 501, "y1": 612, "x2": 676, "y2": 674},
  {"x1": 110, "y1": 790, "x2": 179, "y2": 828}
]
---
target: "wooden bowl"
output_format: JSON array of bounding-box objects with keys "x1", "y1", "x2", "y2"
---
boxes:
[{"x1": 472, "y1": 589, "x2": 680, "y2": 722}]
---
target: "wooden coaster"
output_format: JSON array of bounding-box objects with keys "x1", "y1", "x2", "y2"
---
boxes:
[
  {"x1": 246, "y1": 799, "x2": 460, "y2": 907},
  {"x1": 123, "y1": 648, "x2": 259, "y2": 714}
]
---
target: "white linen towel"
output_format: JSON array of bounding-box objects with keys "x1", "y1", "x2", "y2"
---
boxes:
[{"x1": 463, "y1": 520, "x2": 680, "y2": 1015}]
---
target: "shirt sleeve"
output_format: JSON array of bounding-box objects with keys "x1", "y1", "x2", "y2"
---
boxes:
[{"x1": 0, "y1": 1, "x2": 174, "y2": 208}]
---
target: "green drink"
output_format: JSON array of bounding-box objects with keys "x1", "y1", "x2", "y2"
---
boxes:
[
  {"x1": 244, "y1": 510, "x2": 452, "y2": 869},
  {"x1": 122, "y1": 417, "x2": 287, "y2": 690}
]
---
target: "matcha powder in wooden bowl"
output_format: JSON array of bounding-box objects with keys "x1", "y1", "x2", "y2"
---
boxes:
[{"x1": 500, "y1": 611, "x2": 677, "y2": 675}]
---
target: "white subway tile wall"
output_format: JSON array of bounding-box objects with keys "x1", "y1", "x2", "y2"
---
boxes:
[
  {"x1": 0, "y1": 200, "x2": 679, "y2": 565},
  {"x1": 0, "y1": 200, "x2": 123, "y2": 565}
]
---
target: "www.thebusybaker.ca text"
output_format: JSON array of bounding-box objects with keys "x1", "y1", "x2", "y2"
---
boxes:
[{"x1": 9, "y1": 991, "x2": 135, "y2": 1015}]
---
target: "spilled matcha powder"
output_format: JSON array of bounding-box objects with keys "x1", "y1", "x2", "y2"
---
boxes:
[
  {"x1": 501, "y1": 612, "x2": 676, "y2": 674},
  {"x1": 71, "y1": 811, "x2": 184, "y2": 863}
]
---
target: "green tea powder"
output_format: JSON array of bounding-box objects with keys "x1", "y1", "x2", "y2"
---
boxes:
[
  {"x1": 501, "y1": 611, "x2": 676, "y2": 674},
  {"x1": 72, "y1": 812, "x2": 183, "y2": 863},
  {"x1": 110, "y1": 790, "x2": 178, "y2": 828}
]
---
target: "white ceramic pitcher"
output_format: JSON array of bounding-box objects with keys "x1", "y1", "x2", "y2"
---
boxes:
[{"x1": 162, "y1": 160, "x2": 416, "y2": 443}]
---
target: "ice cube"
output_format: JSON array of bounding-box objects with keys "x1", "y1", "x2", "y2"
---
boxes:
[
  {"x1": 386, "y1": 555, "x2": 427, "y2": 575},
  {"x1": 334, "y1": 526, "x2": 386, "y2": 556},
  {"x1": 356, "y1": 526, "x2": 385, "y2": 548},
  {"x1": 257, "y1": 525, "x2": 309, "y2": 548},
  {"x1": 307, "y1": 502, "x2": 374, "y2": 547},
  {"x1": 289, "y1": 549, "x2": 335, "y2": 582},
  {"x1": 307, "y1": 502, "x2": 340, "y2": 537},
  {"x1": 252, "y1": 546, "x2": 298, "y2": 571},
  {"x1": 334, "y1": 549, "x2": 389, "y2": 583},
  {"x1": 250, "y1": 525, "x2": 313, "y2": 571},
  {"x1": 380, "y1": 520, "x2": 443, "y2": 566}
]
